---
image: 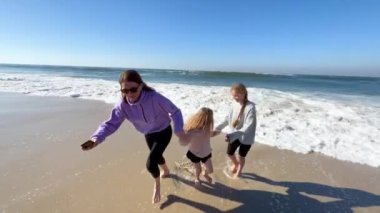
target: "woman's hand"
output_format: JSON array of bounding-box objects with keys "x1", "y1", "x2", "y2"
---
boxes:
[{"x1": 81, "y1": 140, "x2": 98, "y2": 151}]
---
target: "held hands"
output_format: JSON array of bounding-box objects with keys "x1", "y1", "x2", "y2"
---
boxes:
[
  {"x1": 81, "y1": 140, "x2": 98, "y2": 151},
  {"x1": 224, "y1": 132, "x2": 239, "y2": 143},
  {"x1": 225, "y1": 134, "x2": 231, "y2": 142},
  {"x1": 210, "y1": 130, "x2": 231, "y2": 142},
  {"x1": 212, "y1": 130, "x2": 221, "y2": 137},
  {"x1": 175, "y1": 130, "x2": 190, "y2": 146}
]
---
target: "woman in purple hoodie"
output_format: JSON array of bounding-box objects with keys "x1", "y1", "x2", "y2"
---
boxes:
[{"x1": 81, "y1": 70, "x2": 186, "y2": 204}]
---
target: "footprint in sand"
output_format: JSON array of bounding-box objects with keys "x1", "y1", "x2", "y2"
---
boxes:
[{"x1": 174, "y1": 159, "x2": 195, "y2": 181}]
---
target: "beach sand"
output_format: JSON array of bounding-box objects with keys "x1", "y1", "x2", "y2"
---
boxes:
[{"x1": 1, "y1": 93, "x2": 379, "y2": 213}]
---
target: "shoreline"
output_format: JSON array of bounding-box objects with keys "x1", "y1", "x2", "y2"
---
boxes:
[
  {"x1": 1, "y1": 92, "x2": 379, "y2": 212},
  {"x1": 1, "y1": 68, "x2": 379, "y2": 167}
]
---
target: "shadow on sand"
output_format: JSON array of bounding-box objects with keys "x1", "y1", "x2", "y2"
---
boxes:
[{"x1": 160, "y1": 173, "x2": 380, "y2": 213}]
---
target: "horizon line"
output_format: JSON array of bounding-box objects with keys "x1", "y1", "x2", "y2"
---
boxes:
[{"x1": 0, "y1": 62, "x2": 379, "y2": 78}]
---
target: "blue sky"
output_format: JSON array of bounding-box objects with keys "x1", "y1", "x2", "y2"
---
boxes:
[{"x1": 0, "y1": 0, "x2": 379, "y2": 76}]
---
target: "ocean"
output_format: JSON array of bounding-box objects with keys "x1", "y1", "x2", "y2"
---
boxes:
[{"x1": 1, "y1": 64, "x2": 379, "y2": 167}]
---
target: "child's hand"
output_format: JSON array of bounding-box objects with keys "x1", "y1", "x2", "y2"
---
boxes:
[
  {"x1": 211, "y1": 130, "x2": 221, "y2": 137},
  {"x1": 225, "y1": 132, "x2": 240, "y2": 143},
  {"x1": 225, "y1": 134, "x2": 230, "y2": 142},
  {"x1": 81, "y1": 140, "x2": 97, "y2": 151},
  {"x1": 179, "y1": 138, "x2": 189, "y2": 146}
]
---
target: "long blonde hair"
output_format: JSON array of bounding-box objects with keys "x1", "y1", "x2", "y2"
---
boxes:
[
  {"x1": 231, "y1": 83, "x2": 248, "y2": 128},
  {"x1": 184, "y1": 107, "x2": 214, "y2": 133}
]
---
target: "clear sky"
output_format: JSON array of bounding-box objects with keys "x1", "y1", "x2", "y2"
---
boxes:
[{"x1": 1, "y1": 0, "x2": 379, "y2": 76}]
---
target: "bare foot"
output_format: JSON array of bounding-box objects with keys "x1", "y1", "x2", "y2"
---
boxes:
[
  {"x1": 223, "y1": 167, "x2": 238, "y2": 180},
  {"x1": 232, "y1": 173, "x2": 241, "y2": 179},
  {"x1": 203, "y1": 173, "x2": 213, "y2": 184},
  {"x1": 230, "y1": 164, "x2": 238, "y2": 174},
  {"x1": 159, "y1": 164, "x2": 170, "y2": 178},
  {"x1": 152, "y1": 184, "x2": 161, "y2": 204},
  {"x1": 194, "y1": 179, "x2": 201, "y2": 187},
  {"x1": 160, "y1": 170, "x2": 170, "y2": 178}
]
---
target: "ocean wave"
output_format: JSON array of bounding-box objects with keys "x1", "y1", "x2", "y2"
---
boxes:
[{"x1": 0, "y1": 72, "x2": 379, "y2": 167}]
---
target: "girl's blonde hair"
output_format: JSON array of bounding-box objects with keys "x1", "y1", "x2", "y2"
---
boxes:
[
  {"x1": 231, "y1": 83, "x2": 248, "y2": 128},
  {"x1": 184, "y1": 107, "x2": 214, "y2": 132}
]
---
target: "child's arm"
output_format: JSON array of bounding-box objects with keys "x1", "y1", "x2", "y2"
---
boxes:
[
  {"x1": 211, "y1": 130, "x2": 220, "y2": 137},
  {"x1": 214, "y1": 107, "x2": 232, "y2": 132}
]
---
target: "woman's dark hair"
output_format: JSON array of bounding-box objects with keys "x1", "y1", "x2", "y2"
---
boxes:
[{"x1": 119, "y1": 70, "x2": 154, "y2": 91}]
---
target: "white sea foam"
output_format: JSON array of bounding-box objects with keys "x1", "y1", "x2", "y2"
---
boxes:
[{"x1": 1, "y1": 72, "x2": 379, "y2": 167}]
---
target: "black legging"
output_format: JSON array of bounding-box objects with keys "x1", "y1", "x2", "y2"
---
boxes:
[{"x1": 144, "y1": 125, "x2": 172, "y2": 178}]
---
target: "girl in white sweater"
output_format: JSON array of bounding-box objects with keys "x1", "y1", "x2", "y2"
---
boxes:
[{"x1": 214, "y1": 83, "x2": 257, "y2": 179}]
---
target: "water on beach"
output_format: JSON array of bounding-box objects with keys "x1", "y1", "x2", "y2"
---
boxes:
[{"x1": 1, "y1": 64, "x2": 379, "y2": 167}]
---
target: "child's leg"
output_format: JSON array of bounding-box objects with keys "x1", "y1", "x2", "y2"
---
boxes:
[
  {"x1": 227, "y1": 140, "x2": 240, "y2": 174},
  {"x1": 203, "y1": 158, "x2": 213, "y2": 184},
  {"x1": 193, "y1": 162, "x2": 201, "y2": 186},
  {"x1": 235, "y1": 156, "x2": 245, "y2": 178},
  {"x1": 228, "y1": 155, "x2": 239, "y2": 174},
  {"x1": 234, "y1": 144, "x2": 251, "y2": 178}
]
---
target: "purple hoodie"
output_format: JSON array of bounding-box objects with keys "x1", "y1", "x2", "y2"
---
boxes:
[{"x1": 91, "y1": 90, "x2": 184, "y2": 143}]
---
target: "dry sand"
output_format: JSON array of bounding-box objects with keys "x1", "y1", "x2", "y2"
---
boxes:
[{"x1": 1, "y1": 93, "x2": 379, "y2": 213}]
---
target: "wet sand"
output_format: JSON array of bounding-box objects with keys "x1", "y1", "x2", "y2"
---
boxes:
[{"x1": 1, "y1": 93, "x2": 379, "y2": 212}]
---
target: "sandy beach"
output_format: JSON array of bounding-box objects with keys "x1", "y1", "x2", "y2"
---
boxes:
[{"x1": 1, "y1": 93, "x2": 379, "y2": 213}]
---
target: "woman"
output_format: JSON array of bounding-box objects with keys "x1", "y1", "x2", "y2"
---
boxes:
[
  {"x1": 81, "y1": 70, "x2": 186, "y2": 203},
  {"x1": 214, "y1": 83, "x2": 257, "y2": 179}
]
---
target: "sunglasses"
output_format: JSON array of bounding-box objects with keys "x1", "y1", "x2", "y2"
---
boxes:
[{"x1": 120, "y1": 87, "x2": 139, "y2": 94}]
